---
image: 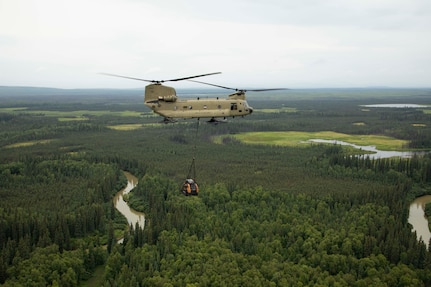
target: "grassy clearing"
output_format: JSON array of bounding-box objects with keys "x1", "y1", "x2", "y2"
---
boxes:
[
  {"x1": 58, "y1": 117, "x2": 89, "y2": 121},
  {"x1": 257, "y1": 107, "x2": 297, "y2": 113},
  {"x1": 215, "y1": 131, "x2": 410, "y2": 151},
  {"x1": 107, "y1": 124, "x2": 143, "y2": 130},
  {"x1": 3, "y1": 139, "x2": 53, "y2": 149},
  {"x1": 0, "y1": 107, "x2": 28, "y2": 112}
]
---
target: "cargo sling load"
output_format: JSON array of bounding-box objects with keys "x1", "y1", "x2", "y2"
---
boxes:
[{"x1": 182, "y1": 157, "x2": 199, "y2": 196}]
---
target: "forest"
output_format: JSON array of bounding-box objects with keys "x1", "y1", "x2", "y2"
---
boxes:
[{"x1": 0, "y1": 86, "x2": 431, "y2": 286}]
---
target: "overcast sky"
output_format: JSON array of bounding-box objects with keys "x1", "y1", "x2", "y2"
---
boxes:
[{"x1": 1, "y1": 0, "x2": 430, "y2": 89}]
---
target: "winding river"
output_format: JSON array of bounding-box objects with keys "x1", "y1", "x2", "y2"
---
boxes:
[{"x1": 112, "y1": 172, "x2": 145, "y2": 229}]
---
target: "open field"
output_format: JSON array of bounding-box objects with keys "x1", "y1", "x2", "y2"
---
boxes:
[
  {"x1": 3, "y1": 139, "x2": 54, "y2": 149},
  {"x1": 215, "y1": 131, "x2": 410, "y2": 151},
  {"x1": 256, "y1": 107, "x2": 297, "y2": 113},
  {"x1": 107, "y1": 124, "x2": 144, "y2": 130}
]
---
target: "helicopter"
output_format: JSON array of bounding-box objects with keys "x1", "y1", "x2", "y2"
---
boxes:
[{"x1": 102, "y1": 72, "x2": 286, "y2": 123}]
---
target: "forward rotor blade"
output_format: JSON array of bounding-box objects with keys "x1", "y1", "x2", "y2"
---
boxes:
[
  {"x1": 101, "y1": 72, "x2": 221, "y2": 83},
  {"x1": 100, "y1": 73, "x2": 156, "y2": 83}
]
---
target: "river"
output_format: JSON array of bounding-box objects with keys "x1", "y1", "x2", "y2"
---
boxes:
[
  {"x1": 409, "y1": 195, "x2": 431, "y2": 248},
  {"x1": 112, "y1": 172, "x2": 145, "y2": 229}
]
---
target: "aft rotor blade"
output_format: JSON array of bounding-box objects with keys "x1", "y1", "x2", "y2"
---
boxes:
[
  {"x1": 189, "y1": 80, "x2": 289, "y2": 92},
  {"x1": 188, "y1": 80, "x2": 237, "y2": 91},
  {"x1": 166, "y1": 72, "x2": 222, "y2": 82}
]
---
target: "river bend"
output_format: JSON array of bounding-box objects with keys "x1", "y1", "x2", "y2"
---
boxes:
[{"x1": 112, "y1": 172, "x2": 145, "y2": 228}]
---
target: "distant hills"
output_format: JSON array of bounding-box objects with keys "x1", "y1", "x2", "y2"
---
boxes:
[
  {"x1": 0, "y1": 86, "x2": 145, "y2": 97},
  {"x1": 1, "y1": 86, "x2": 430, "y2": 101}
]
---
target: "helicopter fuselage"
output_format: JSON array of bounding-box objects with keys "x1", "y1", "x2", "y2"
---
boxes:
[
  {"x1": 145, "y1": 97, "x2": 253, "y2": 119},
  {"x1": 144, "y1": 83, "x2": 253, "y2": 120}
]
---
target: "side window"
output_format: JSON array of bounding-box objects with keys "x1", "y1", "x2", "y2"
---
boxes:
[{"x1": 231, "y1": 103, "x2": 238, "y2": 110}]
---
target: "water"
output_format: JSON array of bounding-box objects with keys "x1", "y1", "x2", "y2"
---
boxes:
[
  {"x1": 408, "y1": 195, "x2": 431, "y2": 248},
  {"x1": 112, "y1": 172, "x2": 145, "y2": 229},
  {"x1": 361, "y1": 104, "x2": 429, "y2": 108}
]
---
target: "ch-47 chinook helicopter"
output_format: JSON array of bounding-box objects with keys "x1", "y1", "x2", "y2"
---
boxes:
[{"x1": 103, "y1": 72, "x2": 286, "y2": 123}]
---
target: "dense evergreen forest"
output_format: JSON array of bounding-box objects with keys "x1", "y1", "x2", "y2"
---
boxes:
[{"x1": 1, "y1": 87, "x2": 431, "y2": 286}]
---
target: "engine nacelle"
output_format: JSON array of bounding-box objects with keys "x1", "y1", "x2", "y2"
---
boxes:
[{"x1": 158, "y1": 95, "x2": 177, "y2": 102}]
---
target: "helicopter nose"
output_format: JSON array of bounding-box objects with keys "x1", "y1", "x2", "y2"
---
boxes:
[{"x1": 248, "y1": 107, "x2": 253, "y2": 114}]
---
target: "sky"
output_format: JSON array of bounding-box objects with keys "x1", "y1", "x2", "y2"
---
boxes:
[{"x1": 0, "y1": 0, "x2": 430, "y2": 89}]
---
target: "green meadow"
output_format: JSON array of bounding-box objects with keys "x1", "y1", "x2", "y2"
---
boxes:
[
  {"x1": 3, "y1": 139, "x2": 54, "y2": 149},
  {"x1": 256, "y1": 106, "x2": 297, "y2": 113},
  {"x1": 107, "y1": 124, "x2": 144, "y2": 130},
  {"x1": 215, "y1": 131, "x2": 410, "y2": 151}
]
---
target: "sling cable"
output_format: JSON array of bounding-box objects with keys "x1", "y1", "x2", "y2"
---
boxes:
[{"x1": 181, "y1": 120, "x2": 200, "y2": 196}]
